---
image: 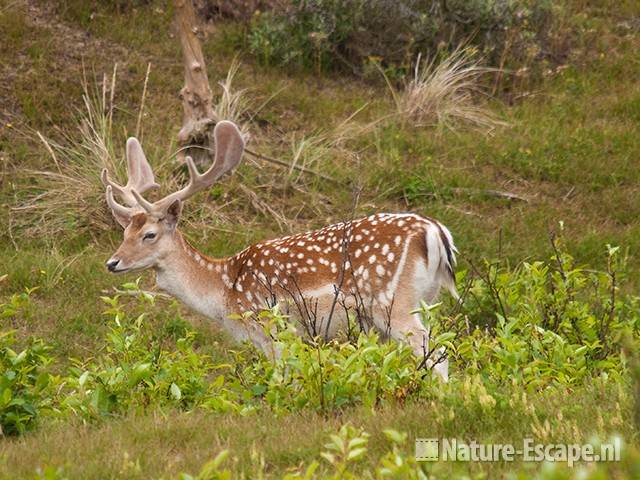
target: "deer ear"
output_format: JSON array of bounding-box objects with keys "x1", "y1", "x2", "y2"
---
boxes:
[{"x1": 163, "y1": 199, "x2": 182, "y2": 229}]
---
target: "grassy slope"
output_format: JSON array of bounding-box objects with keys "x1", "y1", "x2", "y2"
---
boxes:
[{"x1": 0, "y1": 0, "x2": 639, "y2": 477}]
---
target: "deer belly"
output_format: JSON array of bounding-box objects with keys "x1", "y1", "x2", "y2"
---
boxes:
[{"x1": 277, "y1": 286, "x2": 385, "y2": 341}]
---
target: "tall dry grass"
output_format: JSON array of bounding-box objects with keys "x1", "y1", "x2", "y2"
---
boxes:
[
  {"x1": 8, "y1": 52, "x2": 506, "y2": 242},
  {"x1": 211, "y1": 58, "x2": 251, "y2": 129},
  {"x1": 386, "y1": 49, "x2": 507, "y2": 131},
  {"x1": 10, "y1": 66, "x2": 126, "y2": 238}
]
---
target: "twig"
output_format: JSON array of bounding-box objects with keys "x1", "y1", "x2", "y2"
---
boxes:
[
  {"x1": 600, "y1": 252, "x2": 617, "y2": 356},
  {"x1": 170, "y1": 143, "x2": 340, "y2": 184},
  {"x1": 36, "y1": 131, "x2": 61, "y2": 174},
  {"x1": 548, "y1": 231, "x2": 567, "y2": 283},
  {"x1": 562, "y1": 186, "x2": 575, "y2": 202},
  {"x1": 403, "y1": 187, "x2": 529, "y2": 203},
  {"x1": 323, "y1": 187, "x2": 362, "y2": 340},
  {"x1": 238, "y1": 183, "x2": 289, "y2": 230},
  {"x1": 451, "y1": 187, "x2": 529, "y2": 202},
  {"x1": 136, "y1": 62, "x2": 152, "y2": 138},
  {"x1": 462, "y1": 253, "x2": 509, "y2": 327},
  {"x1": 445, "y1": 205, "x2": 483, "y2": 217},
  {"x1": 103, "y1": 288, "x2": 172, "y2": 299},
  {"x1": 244, "y1": 148, "x2": 340, "y2": 184}
]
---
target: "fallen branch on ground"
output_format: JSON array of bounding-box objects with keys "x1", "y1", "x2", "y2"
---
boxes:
[
  {"x1": 244, "y1": 147, "x2": 340, "y2": 184},
  {"x1": 103, "y1": 288, "x2": 172, "y2": 299},
  {"x1": 452, "y1": 187, "x2": 529, "y2": 202}
]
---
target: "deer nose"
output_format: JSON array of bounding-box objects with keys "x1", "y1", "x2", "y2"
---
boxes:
[{"x1": 106, "y1": 259, "x2": 120, "y2": 272}]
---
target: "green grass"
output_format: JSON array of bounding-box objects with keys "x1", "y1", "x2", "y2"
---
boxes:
[
  {"x1": 0, "y1": 384, "x2": 631, "y2": 479},
  {"x1": 1, "y1": 0, "x2": 640, "y2": 478}
]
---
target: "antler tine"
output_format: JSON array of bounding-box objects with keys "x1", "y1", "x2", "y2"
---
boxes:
[
  {"x1": 201, "y1": 121, "x2": 246, "y2": 185},
  {"x1": 102, "y1": 138, "x2": 160, "y2": 209},
  {"x1": 105, "y1": 185, "x2": 135, "y2": 218},
  {"x1": 135, "y1": 121, "x2": 245, "y2": 214},
  {"x1": 125, "y1": 137, "x2": 160, "y2": 194},
  {"x1": 161, "y1": 155, "x2": 207, "y2": 204},
  {"x1": 131, "y1": 188, "x2": 156, "y2": 214},
  {"x1": 102, "y1": 168, "x2": 137, "y2": 207}
]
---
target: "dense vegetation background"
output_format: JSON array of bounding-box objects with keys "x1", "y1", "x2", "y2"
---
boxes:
[{"x1": 1, "y1": 0, "x2": 639, "y2": 478}]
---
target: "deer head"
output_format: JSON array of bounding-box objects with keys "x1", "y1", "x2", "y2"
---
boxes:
[{"x1": 103, "y1": 121, "x2": 245, "y2": 273}]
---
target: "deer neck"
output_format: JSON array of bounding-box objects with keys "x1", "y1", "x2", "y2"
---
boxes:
[{"x1": 153, "y1": 230, "x2": 233, "y2": 320}]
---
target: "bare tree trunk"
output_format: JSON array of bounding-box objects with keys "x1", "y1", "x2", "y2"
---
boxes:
[
  {"x1": 171, "y1": 2, "x2": 333, "y2": 182},
  {"x1": 173, "y1": 0, "x2": 217, "y2": 165}
]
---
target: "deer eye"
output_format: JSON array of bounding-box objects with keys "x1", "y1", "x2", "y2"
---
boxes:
[{"x1": 143, "y1": 232, "x2": 157, "y2": 241}]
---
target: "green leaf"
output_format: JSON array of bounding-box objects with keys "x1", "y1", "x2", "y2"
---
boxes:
[
  {"x1": 435, "y1": 332, "x2": 456, "y2": 344},
  {"x1": 1, "y1": 387, "x2": 12, "y2": 406},
  {"x1": 348, "y1": 437, "x2": 368, "y2": 449},
  {"x1": 383, "y1": 429, "x2": 407, "y2": 445},
  {"x1": 320, "y1": 452, "x2": 335, "y2": 465},
  {"x1": 347, "y1": 447, "x2": 367, "y2": 461},
  {"x1": 210, "y1": 450, "x2": 230, "y2": 469},
  {"x1": 78, "y1": 371, "x2": 89, "y2": 388},
  {"x1": 170, "y1": 382, "x2": 182, "y2": 400},
  {"x1": 327, "y1": 434, "x2": 345, "y2": 451},
  {"x1": 11, "y1": 349, "x2": 27, "y2": 365},
  {"x1": 251, "y1": 384, "x2": 267, "y2": 396}
]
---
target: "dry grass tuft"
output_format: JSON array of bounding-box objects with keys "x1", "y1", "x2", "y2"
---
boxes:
[
  {"x1": 386, "y1": 48, "x2": 507, "y2": 131},
  {"x1": 10, "y1": 66, "x2": 126, "y2": 238},
  {"x1": 279, "y1": 104, "x2": 372, "y2": 185},
  {"x1": 286, "y1": 131, "x2": 336, "y2": 184},
  {"x1": 211, "y1": 58, "x2": 252, "y2": 132}
]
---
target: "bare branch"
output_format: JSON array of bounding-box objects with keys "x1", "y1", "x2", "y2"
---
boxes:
[{"x1": 244, "y1": 147, "x2": 340, "y2": 184}]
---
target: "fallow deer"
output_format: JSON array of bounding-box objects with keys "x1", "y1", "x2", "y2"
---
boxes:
[{"x1": 103, "y1": 121, "x2": 458, "y2": 380}]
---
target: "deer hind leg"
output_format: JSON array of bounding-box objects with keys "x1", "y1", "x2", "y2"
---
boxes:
[{"x1": 386, "y1": 311, "x2": 449, "y2": 382}]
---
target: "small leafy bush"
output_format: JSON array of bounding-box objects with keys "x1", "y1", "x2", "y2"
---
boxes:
[
  {"x1": 0, "y1": 286, "x2": 36, "y2": 320},
  {"x1": 61, "y1": 294, "x2": 244, "y2": 420},
  {"x1": 0, "y1": 332, "x2": 55, "y2": 436},
  {"x1": 0, "y1": 288, "x2": 55, "y2": 435}
]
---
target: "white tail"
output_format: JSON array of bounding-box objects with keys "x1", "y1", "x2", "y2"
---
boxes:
[{"x1": 102, "y1": 121, "x2": 458, "y2": 380}]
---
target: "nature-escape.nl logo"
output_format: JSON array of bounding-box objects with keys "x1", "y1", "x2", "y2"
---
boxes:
[{"x1": 415, "y1": 438, "x2": 621, "y2": 467}]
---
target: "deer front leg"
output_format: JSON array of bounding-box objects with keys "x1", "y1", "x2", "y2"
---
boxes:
[{"x1": 221, "y1": 316, "x2": 279, "y2": 361}]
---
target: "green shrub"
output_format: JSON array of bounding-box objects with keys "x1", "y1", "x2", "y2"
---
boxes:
[
  {"x1": 447, "y1": 238, "x2": 639, "y2": 387},
  {"x1": 236, "y1": 324, "x2": 430, "y2": 414},
  {"x1": 57, "y1": 234, "x2": 640, "y2": 423},
  {"x1": 0, "y1": 332, "x2": 55, "y2": 436},
  {"x1": 245, "y1": 0, "x2": 559, "y2": 77}
]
